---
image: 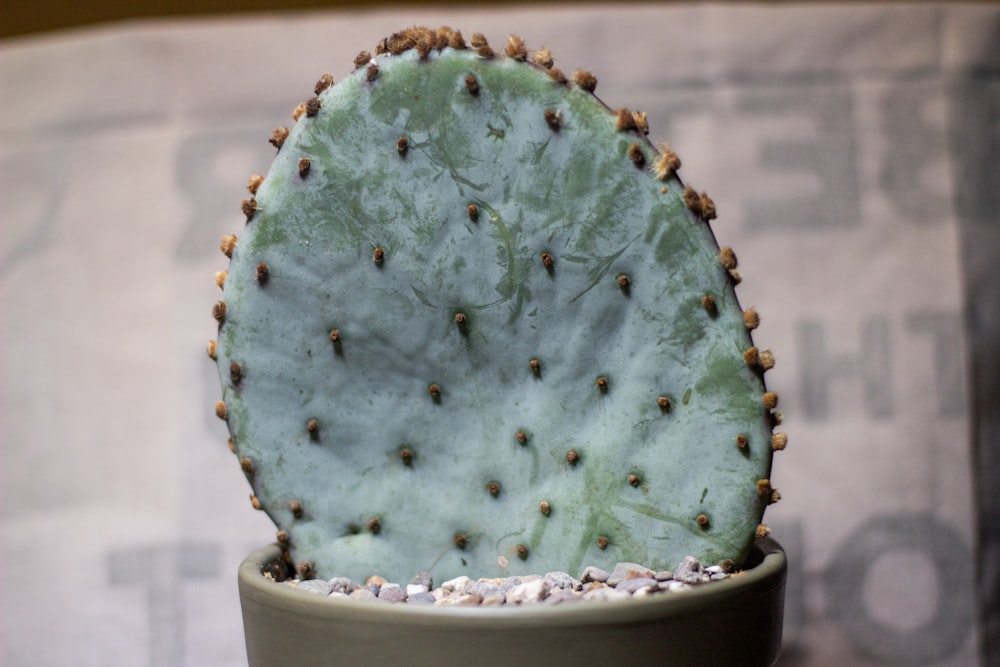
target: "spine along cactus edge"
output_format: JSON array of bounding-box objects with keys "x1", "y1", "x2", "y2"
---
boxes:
[{"x1": 210, "y1": 27, "x2": 783, "y2": 583}]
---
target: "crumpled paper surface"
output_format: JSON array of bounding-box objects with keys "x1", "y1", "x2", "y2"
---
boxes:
[{"x1": 2, "y1": 4, "x2": 997, "y2": 666}]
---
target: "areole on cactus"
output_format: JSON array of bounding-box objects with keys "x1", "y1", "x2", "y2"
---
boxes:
[{"x1": 211, "y1": 26, "x2": 782, "y2": 584}]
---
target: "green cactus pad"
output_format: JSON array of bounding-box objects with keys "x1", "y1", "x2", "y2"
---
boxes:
[{"x1": 213, "y1": 28, "x2": 779, "y2": 583}]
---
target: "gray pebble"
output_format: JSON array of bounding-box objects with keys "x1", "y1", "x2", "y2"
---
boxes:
[
  {"x1": 499, "y1": 576, "x2": 523, "y2": 593},
  {"x1": 378, "y1": 586, "x2": 408, "y2": 603},
  {"x1": 409, "y1": 571, "x2": 433, "y2": 589},
  {"x1": 297, "y1": 579, "x2": 333, "y2": 596},
  {"x1": 654, "y1": 571, "x2": 674, "y2": 582},
  {"x1": 407, "y1": 591, "x2": 437, "y2": 605},
  {"x1": 328, "y1": 577, "x2": 353, "y2": 594},
  {"x1": 469, "y1": 581, "x2": 504, "y2": 599},
  {"x1": 607, "y1": 562, "x2": 656, "y2": 586},
  {"x1": 665, "y1": 580, "x2": 692, "y2": 593},
  {"x1": 580, "y1": 566, "x2": 611, "y2": 583},
  {"x1": 544, "y1": 571, "x2": 579, "y2": 590},
  {"x1": 673, "y1": 556, "x2": 703, "y2": 584}
]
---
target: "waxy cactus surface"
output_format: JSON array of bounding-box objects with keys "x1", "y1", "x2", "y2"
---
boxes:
[{"x1": 211, "y1": 28, "x2": 781, "y2": 583}]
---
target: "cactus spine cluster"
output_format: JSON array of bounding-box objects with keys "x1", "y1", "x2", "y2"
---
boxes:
[{"x1": 210, "y1": 26, "x2": 783, "y2": 584}]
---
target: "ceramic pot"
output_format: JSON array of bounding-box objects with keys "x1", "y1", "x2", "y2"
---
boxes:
[{"x1": 238, "y1": 537, "x2": 785, "y2": 666}]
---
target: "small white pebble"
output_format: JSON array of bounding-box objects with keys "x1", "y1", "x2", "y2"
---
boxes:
[
  {"x1": 507, "y1": 578, "x2": 549, "y2": 604},
  {"x1": 406, "y1": 583, "x2": 429, "y2": 596},
  {"x1": 441, "y1": 575, "x2": 473, "y2": 592}
]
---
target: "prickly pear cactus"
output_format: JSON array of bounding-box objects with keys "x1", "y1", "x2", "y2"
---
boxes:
[{"x1": 210, "y1": 27, "x2": 784, "y2": 583}]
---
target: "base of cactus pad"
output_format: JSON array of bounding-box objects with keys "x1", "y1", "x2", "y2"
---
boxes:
[{"x1": 239, "y1": 539, "x2": 786, "y2": 667}]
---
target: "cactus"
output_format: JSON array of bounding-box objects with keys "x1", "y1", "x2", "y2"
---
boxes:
[{"x1": 210, "y1": 27, "x2": 782, "y2": 584}]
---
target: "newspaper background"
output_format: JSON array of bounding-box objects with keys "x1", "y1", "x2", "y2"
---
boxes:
[{"x1": 2, "y1": 4, "x2": 997, "y2": 665}]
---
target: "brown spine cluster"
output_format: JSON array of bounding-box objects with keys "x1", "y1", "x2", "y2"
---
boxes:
[
  {"x1": 505, "y1": 35, "x2": 527, "y2": 60},
  {"x1": 304, "y1": 97, "x2": 321, "y2": 117},
  {"x1": 353, "y1": 51, "x2": 372, "y2": 68},
  {"x1": 531, "y1": 47, "x2": 554, "y2": 69},
  {"x1": 314, "y1": 73, "x2": 333, "y2": 94},
  {"x1": 627, "y1": 143, "x2": 645, "y2": 167},
  {"x1": 615, "y1": 108, "x2": 636, "y2": 131},
  {"x1": 572, "y1": 69, "x2": 598, "y2": 92},
  {"x1": 464, "y1": 74, "x2": 479, "y2": 96},
  {"x1": 470, "y1": 33, "x2": 493, "y2": 58},
  {"x1": 269, "y1": 127, "x2": 289, "y2": 149},
  {"x1": 544, "y1": 108, "x2": 562, "y2": 130},
  {"x1": 653, "y1": 148, "x2": 681, "y2": 180}
]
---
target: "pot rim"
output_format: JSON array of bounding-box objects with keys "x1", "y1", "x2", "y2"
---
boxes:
[{"x1": 239, "y1": 537, "x2": 786, "y2": 628}]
